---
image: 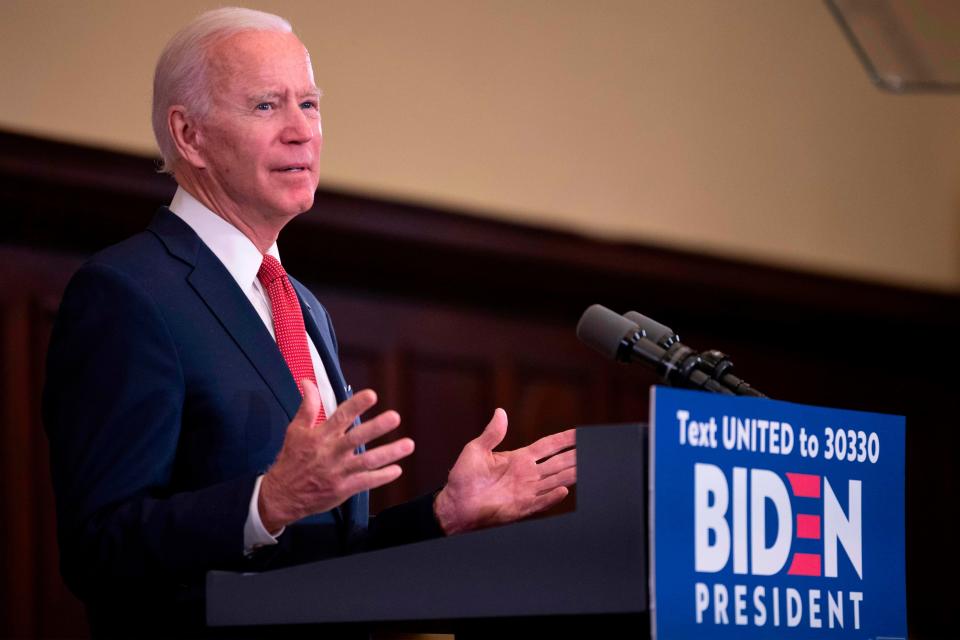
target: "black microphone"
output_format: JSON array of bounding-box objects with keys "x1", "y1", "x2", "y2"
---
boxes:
[
  {"x1": 623, "y1": 310, "x2": 678, "y2": 349},
  {"x1": 624, "y1": 309, "x2": 766, "y2": 398},
  {"x1": 576, "y1": 304, "x2": 652, "y2": 362},
  {"x1": 576, "y1": 304, "x2": 732, "y2": 394}
]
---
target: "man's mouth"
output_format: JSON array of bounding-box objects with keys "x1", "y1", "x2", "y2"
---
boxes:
[{"x1": 275, "y1": 165, "x2": 309, "y2": 173}]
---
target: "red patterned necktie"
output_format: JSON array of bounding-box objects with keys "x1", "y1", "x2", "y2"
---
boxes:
[{"x1": 257, "y1": 254, "x2": 327, "y2": 423}]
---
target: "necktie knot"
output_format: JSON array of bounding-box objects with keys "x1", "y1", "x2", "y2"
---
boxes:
[{"x1": 257, "y1": 254, "x2": 286, "y2": 287}]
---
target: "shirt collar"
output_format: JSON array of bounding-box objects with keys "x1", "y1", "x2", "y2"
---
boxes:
[{"x1": 168, "y1": 186, "x2": 280, "y2": 291}]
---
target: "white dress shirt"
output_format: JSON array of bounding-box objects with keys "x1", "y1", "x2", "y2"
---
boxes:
[{"x1": 168, "y1": 187, "x2": 338, "y2": 552}]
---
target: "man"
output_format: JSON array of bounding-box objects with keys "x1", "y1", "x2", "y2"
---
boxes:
[{"x1": 42, "y1": 7, "x2": 576, "y2": 637}]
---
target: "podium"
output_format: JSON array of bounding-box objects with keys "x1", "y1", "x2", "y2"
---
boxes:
[
  {"x1": 208, "y1": 387, "x2": 907, "y2": 638},
  {"x1": 207, "y1": 423, "x2": 651, "y2": 636}
]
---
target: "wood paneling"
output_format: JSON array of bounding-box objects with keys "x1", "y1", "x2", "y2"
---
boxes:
[
  {"x1": 0, "y1": 249, "x2": 87, "y2": 639},
  {"x1": 1, "y1": 130, "x2": 957, "y2": 639}
]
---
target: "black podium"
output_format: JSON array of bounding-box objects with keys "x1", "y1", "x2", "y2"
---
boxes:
[{"x1": 207, "y1": 424, "x2": 651, "y2": 637}]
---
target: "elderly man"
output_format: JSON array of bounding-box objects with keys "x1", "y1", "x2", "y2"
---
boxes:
[{"x1": 43, "y1": 7, "x2": 576, "y2": 637}]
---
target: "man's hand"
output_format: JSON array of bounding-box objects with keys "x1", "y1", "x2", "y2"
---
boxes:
[
  {"x1": 259, "y1": 380, "x2": 413, "y2": 532},
  {"x1": 433, "y1": 409, "x2": 576, "y2": 535}
]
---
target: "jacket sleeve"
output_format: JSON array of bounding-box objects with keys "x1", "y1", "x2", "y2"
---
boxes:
[
  {"x1": 364, "y1": 492, "x2": 446, "y2": 549},
  {"x1": 43, "y1": 262, "x2": 256, "y2": 600}
]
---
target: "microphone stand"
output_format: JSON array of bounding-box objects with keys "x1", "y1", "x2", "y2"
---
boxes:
[
  {"x1": 628, "y1": 337, "x2": 733, "y2": 395},
  {"x1": 696, "y1": 349, "x2": 767, "y2": 398},
  {"x1": 626, "y1": 337, "x2": 767, "y2": 398}
]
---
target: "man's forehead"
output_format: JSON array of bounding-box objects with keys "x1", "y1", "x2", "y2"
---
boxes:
[{"x1": 206, "y1": 30, "x2": 315, "y2": 86}]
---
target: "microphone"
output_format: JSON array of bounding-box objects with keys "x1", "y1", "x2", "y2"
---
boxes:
[
  {"x1": 624, "y1": 310, "x2": 766, "y2": 398},
  {"x1": 576, "y1": 304, "x2": 648, "y2": 362},
  {"x1": 623, "y1": 310, "x2": 678, "y2": 349},
  {"x1": 576, "y1": 304, "x2": 732, "y2": 395}
]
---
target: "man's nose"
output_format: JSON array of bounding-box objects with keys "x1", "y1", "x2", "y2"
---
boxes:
[{"x1": 280, "y1": 104, "x2": 317, "y2": 144}]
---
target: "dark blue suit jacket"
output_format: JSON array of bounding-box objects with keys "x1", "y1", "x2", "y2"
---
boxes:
[{"x1": 43, "y1": 208, "x2": 441, "y2": 635}]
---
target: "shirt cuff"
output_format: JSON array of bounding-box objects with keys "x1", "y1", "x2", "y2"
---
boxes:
[{"x1": 243, "y1": 474, "x2": 284, "y2": 555}]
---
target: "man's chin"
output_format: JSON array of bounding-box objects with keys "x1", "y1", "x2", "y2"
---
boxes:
[
  {"x1": 277, "y1": 189, "x2": 317, "y2": 216},
  {"x1": 295, "y1": 193, "x2": 316, "y2": 214}
]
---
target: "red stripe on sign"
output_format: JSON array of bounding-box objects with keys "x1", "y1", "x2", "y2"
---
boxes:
[
  {"x1": 786, "y1": 472, "x2": 820, "y2": 498},
  {"x1": 787, "y1": 553, "x2": 821, "y2": 576},
  {"x1": 796, "y1": 514, "x2": 821, "y2": 539}
]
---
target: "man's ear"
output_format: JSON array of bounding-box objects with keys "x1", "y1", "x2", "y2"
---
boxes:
[{"x1": 168, "y1": 105, "x2": 206, "y2": 169}]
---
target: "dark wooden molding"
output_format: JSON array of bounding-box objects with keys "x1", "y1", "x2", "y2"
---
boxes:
[{"x1": 2, "y1": 128, "x2": 956, "y2": 333}]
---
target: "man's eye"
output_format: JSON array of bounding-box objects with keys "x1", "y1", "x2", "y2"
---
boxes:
[
  {"x1": 300, "y1": 101, "x2": 318, "y2": 110},
  {"x1": 256, "y1": 103, "x2": 273, "y2": 111}
]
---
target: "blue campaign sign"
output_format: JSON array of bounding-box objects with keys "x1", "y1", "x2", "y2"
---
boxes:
[{"x1": 649, "y1": 386, "x2": 906, "y2": 640}]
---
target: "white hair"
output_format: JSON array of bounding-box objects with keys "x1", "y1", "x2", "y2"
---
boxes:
[{"x1": 152, "y1": 7, "x2": 293, "y2": 174}]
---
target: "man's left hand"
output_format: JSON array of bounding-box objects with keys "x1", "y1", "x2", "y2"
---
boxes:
[{"x1": 433, "y1": 409, "x2": 576, "y2": 535}]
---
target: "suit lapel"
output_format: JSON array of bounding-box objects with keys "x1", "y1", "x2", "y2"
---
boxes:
[
  {"x1": 293, "y1": 280, "x2": 367, "y2": 528},
  {"x1": 293, "y1": 284, "x2": 349, "y2": 407},
  {"x1": 148, "y1": 208, "x2": 302, "y2": 422},
  {"x1": 293, "y1": 281, "x2": 359, "y2": 528}
]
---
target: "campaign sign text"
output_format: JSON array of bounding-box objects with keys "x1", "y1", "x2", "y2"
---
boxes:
[{"x1": 649, "y1": 387, "x2": 905, "y2": 640}]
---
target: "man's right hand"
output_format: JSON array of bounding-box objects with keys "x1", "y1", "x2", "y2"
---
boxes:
[{"x1": 258, "y1": 379, "x2": 413, "y2": 532}]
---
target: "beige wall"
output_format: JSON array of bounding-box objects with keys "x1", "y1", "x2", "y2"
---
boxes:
[{"x1": 2, "y1": 0, "x2": 959, "y2": 291}]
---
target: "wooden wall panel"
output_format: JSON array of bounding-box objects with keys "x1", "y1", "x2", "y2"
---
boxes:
[
  {"x1": 1, "y1": 301, "x2": 38, "y2": 637},
  {"x1": 512, "y1": 369, "x2": 591, "y2": 443},
  {"x1": 403, "y1": 357, "x2": 491, "y2": 492},
  {"x1": 0, "y1": 250, "x2": 87, "y2": 639}
]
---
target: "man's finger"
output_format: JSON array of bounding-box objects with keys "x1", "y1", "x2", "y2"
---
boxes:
[
  {"x1": 526, "y1": 428, "x2": 576, "y2": 461},
  {"x1": 473, "y1": 408, "x2": 508, "y2": 451},
  {"x1": 341, "y1": 465, "x2": 404, "y2": 496},
  {"x1": 292, "y1": 378, "x2": 323, "y2": 428},
  {"x1": 344, "y1": 410, "x2": 402, "y2": 450},
  {"x1": 526, "y1": 486, "x2": 569, "y2": 515},
  {"x1": 536, "y1": 467, "x2": 576, "y2": 493},
  {"x1": 324, "y1": 388, "x2": 379, "y2": 433},
  {"x1": 537, "y1": 448, "x2": 576, "y2": 477},
  {"x1": 345, "y1": 437, "x2": 415, "y2": 472}
]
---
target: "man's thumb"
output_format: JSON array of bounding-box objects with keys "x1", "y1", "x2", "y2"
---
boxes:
[
  {"x1": 475, "y1": 408, "x2": 508, "y2": 450},
  {"x1": 295, "y1": 378, "x2": 322, "y2": 427}
]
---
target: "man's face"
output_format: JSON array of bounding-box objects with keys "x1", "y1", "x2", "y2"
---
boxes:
[{"x1": 195, "y1": 30, "x2": 322, "y2": 222}]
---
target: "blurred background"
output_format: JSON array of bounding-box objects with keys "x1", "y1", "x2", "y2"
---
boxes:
[{"x1": 1, "y1": 1, "x2": 957, "y2": 638}]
